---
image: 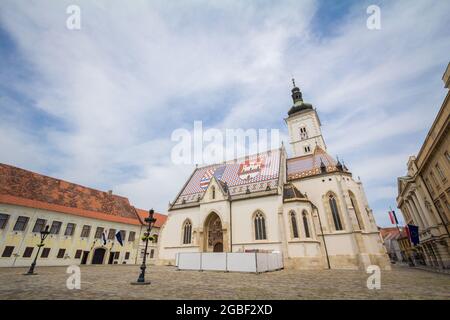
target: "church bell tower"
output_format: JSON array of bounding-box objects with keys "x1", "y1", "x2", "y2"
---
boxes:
[{"x1": 285, "y1": 79, "x2": 327, "y2": 157}]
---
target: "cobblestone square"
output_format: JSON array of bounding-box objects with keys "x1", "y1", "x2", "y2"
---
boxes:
[{"x1": 0, "y1": 264, "x2": 449, "y2": 299}]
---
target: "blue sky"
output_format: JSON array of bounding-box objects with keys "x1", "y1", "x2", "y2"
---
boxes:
[{"x1": 0, "y1": 0, "x2": 449, "y2": 226}]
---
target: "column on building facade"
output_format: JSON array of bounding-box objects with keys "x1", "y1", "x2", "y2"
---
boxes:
[
  {"x1": 405, "y1": 198, "x2": 424, "y2": 229},
  {"x1": 412, "y1": 192, "x2": 435, "y2": 227},
  {"x1": 417, "y1": 176, "x2": 444, "y2": 225},
  {"x1": 410, "y1": 194, "x2": 429, "y2": 229}
]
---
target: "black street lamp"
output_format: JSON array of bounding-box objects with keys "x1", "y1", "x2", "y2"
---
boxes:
[
  {"x1": 131, "y1": 209, "x2": 157, "y2": 285},
  {"x1": 25, "y1": 225, "x2": 50, "y2": 275}
]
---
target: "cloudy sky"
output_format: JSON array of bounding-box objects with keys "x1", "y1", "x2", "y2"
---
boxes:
[{"x1": 0, "y1": 0, "x2": 449, "y2": 226}]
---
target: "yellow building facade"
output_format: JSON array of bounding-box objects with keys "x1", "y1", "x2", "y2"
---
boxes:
[
  {"x1": 0, "y1": 163, "x2": 166, "y2": 267},
  {"x1": 396, "y1": 62, "x2": 450, "y2": 269}
]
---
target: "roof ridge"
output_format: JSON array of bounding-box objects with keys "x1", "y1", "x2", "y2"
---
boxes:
[{"x1": 195, "y1": 148, "x2": 280, "y2": 169}]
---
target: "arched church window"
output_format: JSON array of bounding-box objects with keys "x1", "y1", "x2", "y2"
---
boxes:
[
  {"x1": 182, "y1": 220, "x2": 192, "y2": 244},
  {"x1": 299, "y1": 126, "x2": 308, "y2": 140},
  {"x1": 302, "y1": 211, "x2": 311, "y2": 238},
  {"x1": 328, "y1": 194, "x2": 343, "y2": 231},
  {"x1": 211, "y1": 186, "x2": 215, "y2": 200},
  {"x1": 254, "y1": 211, "x2": 267, "y2": 240},
  {"x1": 304, "y1": 145, "x2": 311, "y2": 153},
  {"x1": 290, "y1": 211, "x2": 299, "y2": 238}
]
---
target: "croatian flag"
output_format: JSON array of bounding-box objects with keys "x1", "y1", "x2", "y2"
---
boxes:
[
  {"x1": 407, "y1": 224, "x2": 420, "y2": 246},
  {"x1": 388, "y1": 210, "x2": 399, "y2": 225},
  {"x1": 115, "y1": 231, "x2": 124, "y2": 246},
  {"x1": 102, "y1": 229, "x2": 107, "y2": 245}
]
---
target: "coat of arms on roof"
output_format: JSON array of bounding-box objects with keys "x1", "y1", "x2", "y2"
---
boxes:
[{"x1": 238, "y1": 156, "x2": 267, "y2": 180}]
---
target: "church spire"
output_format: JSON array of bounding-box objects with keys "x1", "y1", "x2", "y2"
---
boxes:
[{"x1": 291, "y1": 78, "x2": 303, "y2": 103}]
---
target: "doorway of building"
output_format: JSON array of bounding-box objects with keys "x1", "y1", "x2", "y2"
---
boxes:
[
  {"x1": 108, "y1": 252, "x2": 115, "y2": 264},
  {"x1": 91, "y1": 248, "x2": 106, "y2": 264},
  {"x1": 213, "y1": 242, "x2": 223, "y2": 252},
  {"x1": 204, "y1": 212, "x2": 223, "y2": 252},
  {"x1": 81, "y1": 251, "x2": 89, "y2": 265}
]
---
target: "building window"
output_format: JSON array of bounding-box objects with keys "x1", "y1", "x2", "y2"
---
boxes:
[
  {"x1": 152, "y1": 234, "x2": 158, "y2": 243},
  {"x1": 64, "y1": 223, "x2": 76, "y2": 236},
  {"x1": 2, "y1": 246, "x2": 14, "y2": 257},
  {"x1": 94, "y1": 227, "x2": 104, "y2": 239},
  {"x1": 150, "y1": 249, "x2": 154, "y2": 259},
  {"x1": 50, "y1": 221, "x2": 62, "y2": 235},
  {"x1": 290, "y1": 211, "x2": 299, "y2": 238},
  {"x1": 41, "y1": 248, "x2": 51, "y2": 258},
  {"x1": 445, "y1": 151, "x2": 450, "y2": 163},
  {"x1": 182, "y1": 220, "x2": 192, "y2": 244},
  {"x1": 328, "y1": 194, "x2": 343, "y2": 231},
  {"x1": 435, "y1": 199, "x2": 449, "y2": 224},
  {"x1": 32, "y1": 219, "x2": 47, "y2": 233},
  {"x1": 119, "y1": 230, "x2": 126, "y2": 241},
  {"x1": 128, "y1": 231, "x2": 136, "y2": 242},
  {"x1": 254, "y1": 211, "x2": 267, "y2": 240},
  {"x1": 0, "y1": 213, "x2": 10, "y2": 230},
  {"x1": 430, "y1": 172, "x2": 439, "y2": 188},
  {"x1": 125, "y1": 252, "x2": 130, "y2": 260},
  {"x1": 212, "y1": 186, "x2": 216, "y2": 200},
  {"x1": 13, "y1": 216, "x2": 29, "y2": 232},
  {"x1": 74, "y1": 250, "x2": 82, "y2": 259},
  {"x1": 57, "y1": 249, "x2": 66, "y2": 259},
  {"x1": 23, "y1": 247, "x2": 34, "y2": 258},
  {"x1": 304, "y1": 145, "x2": 311, "y2": 153},
  {"x1": 108, "y1": 229, "x2": 116, "y2": 240},
  {"x1": 80, "y1": 225, "x2": 91, "y2": 238},
  {"x1": 299, "y1": 126, "x2": 308, "y2": 140},
  {"x1": 114, "y1": 252, "x2": 120, "y2": 259},
  {"x1": 302, "y1": 211, "x2": 311, "y2": 238},
  {"x1": 425, "y1": 177, "x2": 434, "y2": 194},
  {"x1": 435, "y1": 163, "x2": 446, "y2": 182}
]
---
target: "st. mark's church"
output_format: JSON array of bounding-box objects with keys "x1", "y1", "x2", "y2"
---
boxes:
[{"x1": 158, "y1": 83, "x2": 390, "y2": 270}]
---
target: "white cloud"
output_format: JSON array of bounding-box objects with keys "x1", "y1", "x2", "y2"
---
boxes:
[{"x1": 0, "y1": 0, "x2": 449, "y2": 223}]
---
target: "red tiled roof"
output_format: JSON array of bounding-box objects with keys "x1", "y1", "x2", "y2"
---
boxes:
[
  {"x1": 287, "y1": 146, "x2": 344, "y2": 180},
  {"x1": 379, "y1": 227, "x2": 408, "y2": 240},
  {"x1": 135, "y1": 208, "x2": 167, "y2": 228},
  {"x1": 0, "y1": 163, "x2": 143, "y2": 225}
]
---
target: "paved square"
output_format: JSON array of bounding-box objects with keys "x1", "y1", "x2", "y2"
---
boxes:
[{"x1": 0, "y1": 265, "x2": 449, "y2": 299}]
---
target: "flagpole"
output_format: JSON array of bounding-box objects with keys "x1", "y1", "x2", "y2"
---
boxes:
[{"x1": 390, "y1": 206, "x2": 401, "y2": 234}]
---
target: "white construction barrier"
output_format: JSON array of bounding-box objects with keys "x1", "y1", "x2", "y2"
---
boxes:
[
  {"x1": 176, "y1": 252, "x2": 283, "y2": 273},
  {"x1": 177, "y1": 252, "x2": 201, "y2": 270}
]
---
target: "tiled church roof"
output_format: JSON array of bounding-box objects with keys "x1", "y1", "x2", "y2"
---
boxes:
[
  {"x1": 0, "y1": 163, "x2": 153, "y2": 226},
  {"x1": 172, "y1": 149, "x2": 281, "y2": 206},
  {"x1": 283, "y1": 183, "x2": 307, "y2": 202},
  {"x1": 287, "y1": 146, "x2": 347, "y2": 180}
]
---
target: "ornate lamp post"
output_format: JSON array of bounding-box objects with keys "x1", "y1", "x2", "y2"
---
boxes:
[
  {"x1": 131, "y1": 209, "x2": 157, "y2": 285},
  {"x1": 25, "y1": 225, "x2": 50, "y2": 275}
]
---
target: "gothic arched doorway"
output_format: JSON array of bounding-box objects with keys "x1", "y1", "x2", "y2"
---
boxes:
[
  {"x1": 91, "y1": 248, "x2": 106, "y2": 264},
  {"x1": 204, "y1": 212, "x2": 223, "y2": 252},
  {"x1": 213, "y1": 242, "x2": 223, "y2": 252}
]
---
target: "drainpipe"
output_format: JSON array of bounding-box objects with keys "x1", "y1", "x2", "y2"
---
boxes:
[{"x1": 314, "y1": 205, "x2": 331, "y2": 269}]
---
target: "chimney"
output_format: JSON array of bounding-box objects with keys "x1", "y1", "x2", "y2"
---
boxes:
[{"x1": 108, "y1": 190, "x2": 113, "y2": 195}]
